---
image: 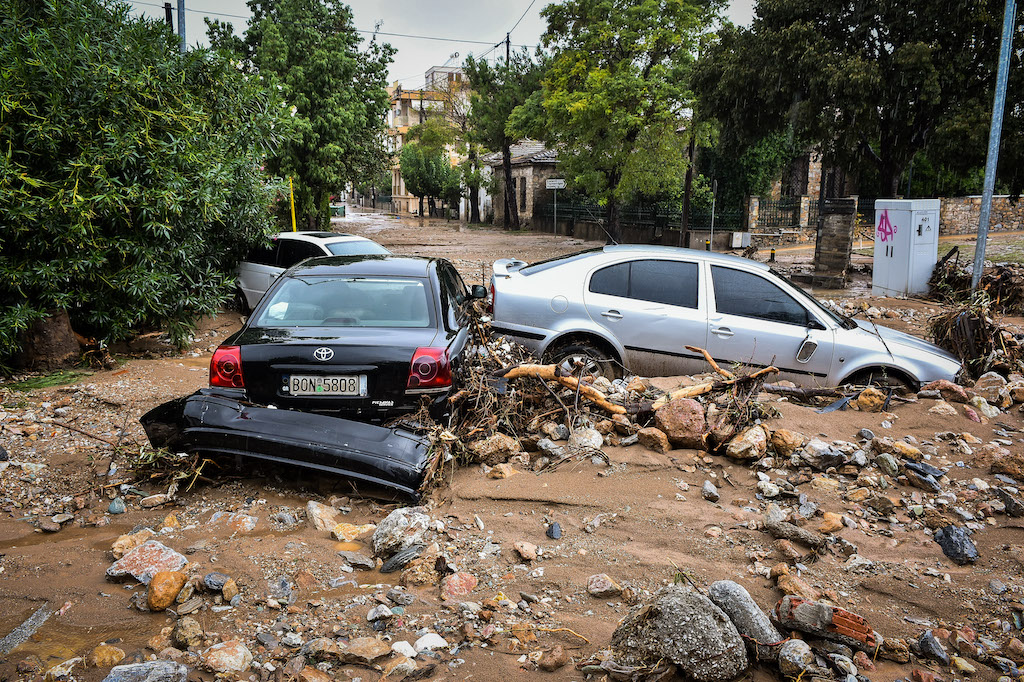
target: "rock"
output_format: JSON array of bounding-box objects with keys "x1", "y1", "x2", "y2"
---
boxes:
[
  {"x1": 538, "y1": 645, "x2": 569, "y2": 671},
  {"x1": 337, "y1": 550, "x2": 375, "y2": 570},
  {"x1": 514, "y1": 541, "x2": 538, "y2": 562},
  {"x1": 770, "y1": 429, "x2": 806, "y2": 457},
  {"x1": 921, "y1": 379, "x2": 970, "y2": 403},
  {"x1": 329, "y1": 522, "x2": 375, "y2": 541},
  {"x1": 1005, "y1": 638, "x2": 1024, "y2": 664},
  {"x1": 857, "y1": 428, "x2": 875, "y2": 440},
  {"x1": 879, "y1": 637, "x2": 910, "y2": 663},
  {"x1": 587, "y1": 573, "x2": 622, "y2": 598},
  {"x1": 725, "y1": 426, "x2": 768, "y2": 460},
  {"x1": 757, "y1": 481, "x2": 781, "y2": 498},
  {"x1": 918, "y1": 630, "x2": 950, "y2": 665},
  {"x1": 139, "y1": 494, "x2": 172, "y2": 508},
  {"x1": 934, "y1": 525, "x2": 979, "y2": 565},
  {"x1": 875, "y1": 452, "x2": 899, "y2": 476},
  {"x1": 202, "y1": 572, "x2": 230, "y2": 591},
  {"x1": 702, "y1": 481, "x2": 720, "y2": 502},
  {"x1": 468, "y1": 433, "x2": 520, "y2": 465},
  {"x1": 773, "y1": 596, "x2": 879, "y2": 652},
  {"x1": 928, "y1": 400, "x2": 959, "y2": 417},
  {"x1": 298, "y1": 670, "x2": 332, "y2": 682},
  {"x1": 707, "y1": 581, "x2": 782, "y2": 660},
  {"x1": 800, "y1": 438, "x2": 845, "y2": 470},
  {"x1": 654, "y1": 398, "x2": 706, "y2": 449},
  {"x1": 101, "y1": 662, "x2": 187, "y2": 682},
  {"x1": 952, "y1": 656, "x2": 977, "y2": 674},
  {"x1": 372, "y1": 506, "x2": 430, "y2": 559},
  {"x1": 486, "y1": 462, "x2": 519, "y2": 479},
  {"x1": 540, "y1": 422, "x2": 570, "y2": 440},
  {"x1": 637, "y1": 427, "x2": 671, "y2": 454},
  {"x1": 366, "y1": 604, "x2": 393, "y2": 621},
  {"x1": 146, "y1": 571, "x2": 186, "y2": 611},
  {"x1": 39, "y1": 518, "x2": 60, "y2": 532},
  {"x1": 171, "y1": 616, "x2": 203, "y2": 649},
  {"x1": 414, "y1": 633, "x2": 449, "y2": 652},
  {"x1": 856, "y1": 387, "x2": 887, "y2": 412},
  {"x1": 106, "y1": 541, "x2": 187, "y2": 585},
  {"x1": 569, "y1": 428, "x2": 603, "y2": 450},
  {"x1": 305, "y1": 501, "x2": 339, "y2": 531},
  {"x1": 776, "y1": 574, "x2": 821, "y2": 602},
  {"x1": 912, "y1": 669, "x2": 936, "y2": 682},
  {"x1": 975, "y1": 372, "x2": 1008, "y2": 401},
  {"x1": 87, "y1": 645, "x2": 126, "y2": 668},
  {"x1": 970, "y1": 396, "x2": 1001, "y2": 418},
  {"x1": 337, "y1": 637, "x2": 390, "y2": 664},
  {"x1": 201, "y1": 640, "x2": 252, "y2": 673},
  {"x1": 778, "y1": 639, "x2": 814, "y2": 676},
  {"x1": 611, "y1": 585, "x2": 747, "y2": 682},
  {"x1": 991, "y1": 449, "x2": 1024, "y2": 479},
  {"x1": 221, "y1": 578, "x2": 238, "y2": 602},
  {"x1": 208, "y1": 511, "x2": 257, "y2": 533},
  {"x1": 546, "y1": 522, "x2": 562, "y2": 539},
  {"x1": 392, "y1": 640, "x2": 417, "y2": 658},
  {"x1": 108, "y1": 498, "x2": 126, "y2": 515},
  {"x1": 995, "y1": 488, "x2": 1024, "y2": 517},
  {"x1": 817, "y1": 512, "x2": 844, "y2": 534},
  {"x1": 852, "y1": 650, "x2": 875, "y2": 672},
  {"x1": 381, "y1": 656, "x2": 417, "y2": 678},
  {"x1": 387, "y1": 587, "x2": 416, "y2": 606},
  {"x1": 440, "y1": 572, "x2": 477, "y2": 601},
  {"x1": 111, "y1": 529, "x2": 156, "y2": 560}
]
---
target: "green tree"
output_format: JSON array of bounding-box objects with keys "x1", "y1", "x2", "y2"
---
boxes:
[
  {"x1": 464, "y1": 50, "x2": 546, "y2": 229},
  {"x1": 0, "y1": 0, "x2": 294, "y2": 365},
  {"x1": 537, "y1": 0, "x2": 724, "y2": 243},
  {"x1": 238, "y1": 0, "x2": 394, "y2": 229},
  {"x1": 694, "y1": 0, "x2": 1020, "y2": 198},
  {"x1": 399, "y1": 133, "x2": 461, "y2": 219}
]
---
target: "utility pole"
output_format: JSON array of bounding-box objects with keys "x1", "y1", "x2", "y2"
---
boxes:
[
  {"x1": 972, "y1": 0, "x2": 1017, "y2": 289},
  {"x1": 176, "y1": 0, "x2": 186, "y2": 53},
  {"x1": 505, "y1": 33, "x2": 510, "y2": 64},
  {"x1": 163, "y1": 2, "x2": 173, "y2": 28}
]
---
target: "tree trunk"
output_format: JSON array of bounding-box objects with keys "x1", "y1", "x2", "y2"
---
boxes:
[
  {"x1": 468, "y1": 150, "x2": 481, "y2": 224},
  {"x1": 418, "y1": 195, "x2": 424, "y2": 218},
  {"x1": 501, "y1": 141, "x2": 520, "y2": 229},
  {"x1": 13, "y1": 310, "x2": 80, "y2": 370},
  {"x1": 606, "y1": 199, "x2": 622, "y2": 244}
]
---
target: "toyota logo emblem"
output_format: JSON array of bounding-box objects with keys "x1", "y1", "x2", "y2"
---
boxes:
[{"x1": 313, "y1": 347, "x2": 334, "y2": 361}]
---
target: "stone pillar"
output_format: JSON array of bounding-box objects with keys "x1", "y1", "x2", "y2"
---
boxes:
[
  {"x1": 799, "y1": 196, "x2": 810, "y2": 228},
  {"x1": 812, "y1": 198, "x2": 856, "y2": 288},
  {"x1": 747, "y1": 196, "x2": 759, "y2": 232}
]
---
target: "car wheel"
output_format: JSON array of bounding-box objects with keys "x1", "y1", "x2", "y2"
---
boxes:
[
  {"x1": 846, "y1": 369, "x2": 915, "y2": 395},
  {"x1": 233, "y1": 287, "x2": 250, "y2": 315},
  {"x1": 547, "y1": 342, "x2": 622, "y2": 381}
]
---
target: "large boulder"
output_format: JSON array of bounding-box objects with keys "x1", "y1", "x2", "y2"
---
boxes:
[
  {"x1": 654, "y1": 399, "x2": 706, "y2": 449},
  {"x1": 106, "y1": 541, "x2": 186, "y2": 585},
  {"x1": 371, "y1": 507, "x2": 430, "y2": 559},
  {"x1": 707, "y1": 580, "x2": 782, "y2": 661},
  {"x1": 468, "y1": 433, "x2": 520, "y2": 465},
  {"x1": 725, "y1": 426, "x2": 767, "y2": 461},
  {"x1": 770, "y1": 429, "x2": 806, "y2": 457},
  {"x1": 102, "y1": 662, "x2": 187, "y2": 682},
  {"x1": 611, "y1": 585, "x2": 748, "y2": 682}
]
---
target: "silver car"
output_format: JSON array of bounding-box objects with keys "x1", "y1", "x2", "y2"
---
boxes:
[{"x1": 490, "y1": 245, "x2": 961, "y2": 388}]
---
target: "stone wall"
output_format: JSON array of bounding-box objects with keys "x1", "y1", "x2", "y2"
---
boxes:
[
  {"x1": 812, "y1": 199, "x2": 856, "y2": 287},
  {"x1": 939, "y1": 196, "x2": 1024, "y2": 235},
  {"x1": 492, "y1": 164, "x2": 559, "y2": 227}
]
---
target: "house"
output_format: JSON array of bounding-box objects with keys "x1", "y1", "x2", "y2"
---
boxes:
[{"x1": 484, "y1": 140, "x2": 560, "y2": 227}]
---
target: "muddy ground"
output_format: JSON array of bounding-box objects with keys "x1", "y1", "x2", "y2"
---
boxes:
[{"x1": 1, "y1": 209, "x2": 1023, "y2": 682}]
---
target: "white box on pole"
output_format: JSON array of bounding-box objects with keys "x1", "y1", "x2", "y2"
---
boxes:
[{"x1": 871, "y1": 199, "x2": 940, "y2": 297}]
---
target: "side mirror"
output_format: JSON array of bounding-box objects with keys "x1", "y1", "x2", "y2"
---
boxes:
[
  {"x1": 470, "y1": 284, "x2": 487, "y2": 300},
  {"x1": 796, "y1": 336, "x2": 818, "y2": 363}
]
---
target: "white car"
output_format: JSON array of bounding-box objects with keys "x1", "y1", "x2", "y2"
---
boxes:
[
  {"x1": 236, "y1": 232, "x2": 390, "y2": 311},
  {"x1": 490, "y1": 245, "x2": 962, "y2": 389}
]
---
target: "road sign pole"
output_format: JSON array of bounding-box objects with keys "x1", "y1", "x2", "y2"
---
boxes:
[{"x1": 554, "y1": 189, "x2": 557, "y2": 234}]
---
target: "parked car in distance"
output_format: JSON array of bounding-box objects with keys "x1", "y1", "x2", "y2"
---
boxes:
[
  {"x1": 235, "y1": 231, "x2": 390, "y2": 311},
  {"x1": 490, "y1": 245, "x2": 961, "y2": 389},
  {"x1": 216, "y1": 255, "x2": 486, "y2": 422}
]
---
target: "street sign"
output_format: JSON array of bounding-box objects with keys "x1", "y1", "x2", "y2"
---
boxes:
[{"x1": 546, "y1": 178, "x2": 566, "y2": 190}]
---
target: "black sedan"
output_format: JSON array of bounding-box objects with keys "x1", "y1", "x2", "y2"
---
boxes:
[{"x1": 142, "y1": 255, "x2": 486, "y2": 499}]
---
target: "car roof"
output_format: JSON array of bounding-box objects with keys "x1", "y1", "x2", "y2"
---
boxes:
[
  {"x1": 600, "y1": 244, "x2": 770, "y2": 271},
  {"x1": 274, "y1": 231, "x2": 368, "y2": 244},
  {"x1": 288, "y1": 255, "x2": 436, "y2": 277}
]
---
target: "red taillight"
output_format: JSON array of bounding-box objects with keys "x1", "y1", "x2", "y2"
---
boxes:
[
  {"x1": 210, "y1": 346, "x2": 245, "y2": 388},
  {"x1": 487, "y1": 282, "x2": 495, "y2": 313},
  {"x1": 407, "y1": 347, "x2": 452, "y2": 389}
]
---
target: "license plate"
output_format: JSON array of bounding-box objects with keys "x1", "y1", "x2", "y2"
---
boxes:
[{"x1": 288, "y1": 375, "x2": 366, "y2": 396}]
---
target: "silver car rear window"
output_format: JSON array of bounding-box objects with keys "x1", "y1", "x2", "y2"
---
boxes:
[
  {"x1": 325, "y1": 241, "x2": 391, "y2": 256},
  {"x1": 519, "y1": 248, "x2": 602, "y2": 275},
  {"x1": 255, "y1": 276, "x2": 431, "y2": 328}
]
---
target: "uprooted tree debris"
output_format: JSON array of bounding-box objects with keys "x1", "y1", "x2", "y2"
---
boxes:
[
  {"x1": 929, "y1": 246, "x2": 1024, "y2": 314},
  {"x1": 930, "y1": 295, "x2": 1024, "y2": 379}
]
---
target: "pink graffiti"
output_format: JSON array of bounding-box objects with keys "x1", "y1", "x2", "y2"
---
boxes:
[{"x1": 877, "y1": 210, "x2": 896, "y2": 242}]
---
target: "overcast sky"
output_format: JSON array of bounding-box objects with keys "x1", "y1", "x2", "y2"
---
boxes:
[{"x1": 127, "y1": 0, "x2": 756, "y2": 88}]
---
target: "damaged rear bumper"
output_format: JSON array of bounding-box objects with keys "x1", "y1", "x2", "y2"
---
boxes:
[{"x1": 140, "y1": 390, "x2": 435, "y2": 500}]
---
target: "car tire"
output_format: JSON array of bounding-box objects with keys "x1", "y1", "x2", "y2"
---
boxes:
[
  {"x1": 547, "y1": 342, "x2": 622, "y2": 381},
  {"x1": 846, "y1": 368, "x2": 915, "y2": 395},
  {"x1": 233, "y1": 287, "x2": 250, "y2": 315}
]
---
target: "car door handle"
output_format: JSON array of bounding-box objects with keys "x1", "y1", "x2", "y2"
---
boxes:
[
  {"x1": 711, "y1": 326, "x2": 734, "y2": 338},
  {"x1": 601, "y1": 310, "x2": 623, "y2": 320}
]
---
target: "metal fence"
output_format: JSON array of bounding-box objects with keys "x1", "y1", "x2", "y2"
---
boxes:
[
  {"x1": 758, "y1": 197, "x2": 803, "y2": 229},
  {"x1": 537, "y1": 200, "x2": 745, "y2": 232}
]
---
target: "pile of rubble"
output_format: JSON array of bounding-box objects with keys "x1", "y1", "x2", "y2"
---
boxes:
[{"x1": 930, "y1": 249, "x2": 1024, "y2": 314}]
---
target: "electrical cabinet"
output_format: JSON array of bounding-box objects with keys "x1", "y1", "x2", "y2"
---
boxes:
[{"x1": 871, "y1": 199, "x2": 940, "y2": 297}]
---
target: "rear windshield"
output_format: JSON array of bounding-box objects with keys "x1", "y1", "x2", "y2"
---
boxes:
[
  {"x1": 325, "y1": 240, "x2": 390, "y2": 256},
  {"x1": 254, "y1": 276, "x2": 431, "y2": 328},
  {"x1": 519, "y1": 248, "x2": 602, "y2": 275}
]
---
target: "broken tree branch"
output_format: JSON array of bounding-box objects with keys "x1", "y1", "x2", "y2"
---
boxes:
[{"x1": 685, "y1": 345, "x2": 734, "y2": 379}]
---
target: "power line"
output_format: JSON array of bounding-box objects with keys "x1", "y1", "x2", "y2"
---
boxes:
[{"x1": 508, "y1": 0, "x2": 539, "y2": 35}]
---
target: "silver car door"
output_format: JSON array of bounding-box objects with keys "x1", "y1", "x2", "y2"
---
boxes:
[
  {"x1": 583, "y1": 258, "x2": 709, "y2": 376},
  {"x1": 708, "y1": 265, "x2": 834, "y2": 386}
]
